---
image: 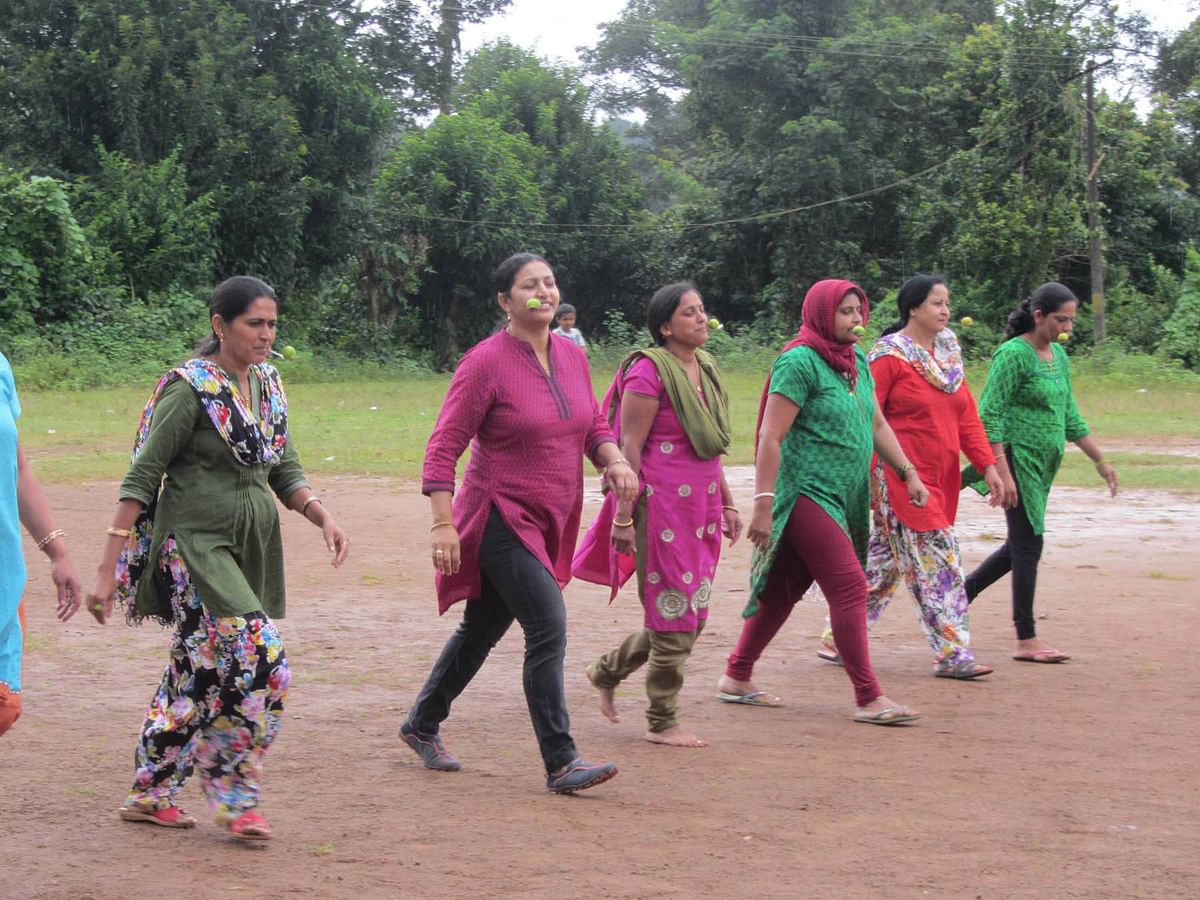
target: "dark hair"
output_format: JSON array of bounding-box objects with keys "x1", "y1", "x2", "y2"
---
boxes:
[
  {"x1": 1005, "y1": 282, "x2": 1077, "y2": 339},
  {"x1": 199, "y1": 275, "x2": 278, "y2": 355},
  {"x1": 646, "y1": 281, "x2": 700, "y2": 346},
  {"x1": 555, "y1": 303, "x2": 576, "y2": 320},
  {"x1": 880, "y1": 274, "x2": 946, "y2": 337},
  {"x1": 493, "y1": 252, "x2": 548, "y2": 296}
]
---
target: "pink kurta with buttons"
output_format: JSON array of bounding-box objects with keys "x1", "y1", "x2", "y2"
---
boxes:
[{"x1": 422, "y1": 330, "x2": 616, "y2": 614}]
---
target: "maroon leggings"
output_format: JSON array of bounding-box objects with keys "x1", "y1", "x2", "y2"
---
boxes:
[{"x1": 726, "y1": 496, "x2": 882, "y2": 707}]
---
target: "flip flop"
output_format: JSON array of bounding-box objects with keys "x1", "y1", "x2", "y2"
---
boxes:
[
  {"x1": 854, "y1": 706, "x2": 921, "y2": 726},
  {"x1": 716, "y1": 690, "x2": 783, "y2": 707},
  {"x1": 1013, "y1": 649, "x2": 1070, "y2": 663},
  {"x1": 117, "y1": 805, "x2": 197, "y2": 829},
  {"x1": 816, "y1": 647, "x2": 843, "y2": 666},
  {"x1": 934, "y1": 660, "x2": 994, "y2": 680}
]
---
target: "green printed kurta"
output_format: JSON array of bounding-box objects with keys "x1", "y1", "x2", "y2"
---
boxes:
[
  {"x1": 746, "y1": 346, "x2": 876, "y2": 616},
  {"x1": 973, "y1": 338, "x2": 1089, "y2": 535},
  {"x1": 119, "y1": 374, "x2": 308, "y2": 621}
]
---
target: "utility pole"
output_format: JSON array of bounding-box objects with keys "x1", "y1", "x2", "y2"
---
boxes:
[{"x1": 1085, "y1": 66, "x2": 1106, "y2": 344}]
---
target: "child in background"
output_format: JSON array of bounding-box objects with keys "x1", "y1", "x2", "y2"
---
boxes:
[{"x1": 553, "y1": 304, "x2": 588, "y2": 354}]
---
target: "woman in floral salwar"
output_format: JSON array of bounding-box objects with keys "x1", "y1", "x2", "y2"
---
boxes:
[
  {"x1": 816, "y1": 275, "x2": 1006, "y2": 679},
  {"x1": 575, "y1": 282, "x2": 741, "y2": 748},
  {"x1": 716, "y1": 279, "x2": 927, "y2": 725},
  {"x1": 86, "y1": 276, "x2": 349, "y2": 840},
  {"x1": 963, "y1": 282, "x2": 1118, "y2": 663}
]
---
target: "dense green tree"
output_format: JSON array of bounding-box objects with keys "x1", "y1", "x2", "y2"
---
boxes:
[
  {"x1": 0, "y1": 168, "x2": 95, "y2": 333},
  {"x1": 373, "y1": 109, "x2": 546, "y2": 359}
]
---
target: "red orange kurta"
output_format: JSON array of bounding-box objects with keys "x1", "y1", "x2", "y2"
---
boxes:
[
  {"x1": 422, "y1": 330, "x2": 615, "y2": 614},
  {"x1": 872, "y1": 355, "x2": 993, "y2": 530}
]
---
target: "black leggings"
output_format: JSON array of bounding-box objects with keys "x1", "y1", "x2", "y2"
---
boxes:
[
  {"x1": 964, "y1": 462, "x2": 1044, "y2": 641},
  {"x1": 407, "y1": 506, "x2": 577, "y2": 773}
]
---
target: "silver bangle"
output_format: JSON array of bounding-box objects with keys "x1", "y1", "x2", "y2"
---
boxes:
[{"x1": 752, "y1": 491, "x2": 775, "y2": 501}]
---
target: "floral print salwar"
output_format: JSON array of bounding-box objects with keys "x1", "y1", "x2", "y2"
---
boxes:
[
  {"x1": 127, "y1": 538, "x2": 289, "y2": 820},
  {"x1": 850, "y1": 468, "x2": 974, "y2": 664}
]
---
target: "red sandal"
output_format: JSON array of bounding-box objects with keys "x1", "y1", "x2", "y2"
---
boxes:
[
  {"x1": 118, "y1": 805, "x2": 197, "y2": 829},
  {"x1": 229, "y1": 809, "x2": 272, "y2": 842}
]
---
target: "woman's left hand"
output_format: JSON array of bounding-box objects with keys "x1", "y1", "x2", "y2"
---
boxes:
[
  {"x1": 1097, "y1": 461, "x2": 1119, "y2": 497},
  {"x1": 50, "y1": 557, "x2": 82, "y2": 622},
  {"x1": 905, "y1": 472, "x2": 930, "y2": 508},
  {"x1": 606, "y1": 462, "x2": 640, "y2": 505},
  {"x1": 322, "y1": 518, "x2": 350, "y2": 567},
  {"x1": 721, "y1": 507, "x2": 743, "y2": 546}
]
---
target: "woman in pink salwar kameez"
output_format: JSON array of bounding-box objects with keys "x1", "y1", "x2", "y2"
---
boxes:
[{"x1": 575, "y1": 282, "x2": 741, "y2": 747}]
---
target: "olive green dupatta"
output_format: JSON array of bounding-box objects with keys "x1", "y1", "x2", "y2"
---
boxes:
[{"x1": 614, "y1": 347, "x2": 731, "y2": 459}]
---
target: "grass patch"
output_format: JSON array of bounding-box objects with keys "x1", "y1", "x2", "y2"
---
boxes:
[
  {"x1": 1055, "y1": 452, "x2": 1200, "y2": 491},
  {"x1": 14, "y1": 356, "x2": 1200, "y2": 489}
]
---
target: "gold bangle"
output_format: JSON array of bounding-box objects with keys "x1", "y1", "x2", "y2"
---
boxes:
[
  {"x1": 1094, "y1": 459, "x2": 1108, "y2": 467},
  {"x1": 431, "y1": 521, "x2": 456, "y2": 531},
  {"x1": 37, "y1": 528, "x2": 65, "y2": 550},
  {"x1": 721, "y1": 505, "x2": 738, "y2": 512},
  {"x1": 612, "y1": 518, "x2": 634, "y2": 528},
  {"x1": 896, "y1": 463, "x2": 915, "y2": 479},
  {"x1": 105, "y1": 526, "x2": 132, "y2": 539},
  {"x1": 301, "y1": 496, "x2": 323, "y2": 515},
  {"x1": 607, "y1": 457, "x2": 630, "y2": 468}
]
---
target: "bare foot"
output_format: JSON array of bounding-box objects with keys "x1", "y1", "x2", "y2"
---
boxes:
[
  {"x1": 585, "y1": 665, "x2": 620, "y2": 723},
  {"x1": 716, "y1": 674, "x2": 782, "y2": 706},
  {"x1": 646, "y1": 726, "x2": 708, "y2": 748}
]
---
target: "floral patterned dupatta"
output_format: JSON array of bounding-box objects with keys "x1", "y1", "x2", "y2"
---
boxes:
[
  {"x1": 868, "y1": 330, "x2": 965, "y2": 393},
  {"x1": 115, "y1": 359, "x2": 289, "y2": 620}
]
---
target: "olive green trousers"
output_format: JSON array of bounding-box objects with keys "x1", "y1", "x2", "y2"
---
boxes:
[{"x1": 590, "y1": 620, "x2": 706, "y2": 733}]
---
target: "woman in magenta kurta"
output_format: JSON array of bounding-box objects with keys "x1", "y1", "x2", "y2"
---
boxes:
[
  {"x1": 401, "y1": 253, "x2": 639, "y2": 795},
  {"x1": 817, "y1": 275, "x2": 1004, "y2": 677},
  {"x1": 574, "y1": 283, "x2": 739, "y2": 748}
]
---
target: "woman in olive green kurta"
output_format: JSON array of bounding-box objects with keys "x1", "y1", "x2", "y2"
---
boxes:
[
  {"x1": 87, "y1": 276, "x2": 350, "y2": 840},
  {"x1": 964, "y1": 283, "x2": 1118, "y2": 663}
]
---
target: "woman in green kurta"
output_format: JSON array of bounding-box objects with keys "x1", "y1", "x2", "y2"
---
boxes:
[
  {"x1": 87, "y1": 276, "x2": 350, "y2": 840},
  {"x1": 717, "y1": 279, "x2": 929, "y2": 725},
  {"x1": 964, "y1": 282, "x2": 1118, "y2": 663}
]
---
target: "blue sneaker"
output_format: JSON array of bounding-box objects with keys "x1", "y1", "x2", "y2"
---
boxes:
[
  {"x1": 400, "y1": 722, "x2": 461, "y2": 771},
  {"x1": 546, "y1": 758, "x2": 618, "y2": 794}
]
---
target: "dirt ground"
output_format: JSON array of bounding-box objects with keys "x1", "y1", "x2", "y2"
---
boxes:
[{"x1": 2, "y1": 465, "x2": 1198, "y2": 899}]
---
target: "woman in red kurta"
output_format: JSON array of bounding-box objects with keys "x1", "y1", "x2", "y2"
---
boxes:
[
  {"x1": 818, "y1": 275, "x2": 1006, "y2": 678},
  {"x1": 401, "y1": 253, "x2": 639, "y2": 794}
]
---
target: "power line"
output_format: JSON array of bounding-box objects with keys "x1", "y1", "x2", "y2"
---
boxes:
[{"x1": 394, "y1": 66, "x2": 1102, "y2": 236}]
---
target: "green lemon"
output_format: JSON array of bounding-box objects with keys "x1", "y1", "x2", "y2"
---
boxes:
[
  {"x1": 282, "y1": 345, "x2": 298, "y2": 359},
  {"x1": 526, "y1": 298, "x2": 542, "y2": 309},
  {"x1": 960, "y1": 316, "x2": 974, "y2": 327},
  {"x1": 708, "y1": 318, "x2": 722, "y2": 329},
  {"x1": 851, "y1": 325, "x2": 866, "y2": 336},
  {"x1": 1057, "y1": 332, "x2": 1070, "y2": 343}
]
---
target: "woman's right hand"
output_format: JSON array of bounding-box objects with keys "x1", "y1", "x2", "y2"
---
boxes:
[
  {"x1": 431, "y1": 524, "x2": 461, "y2": 576},
  {"x1": 1000, "y1": 473, "x2": 1018, "y2": 508},
  {"x1": 747, "y1": 499, "x2": 773, "y2": 550},
  {"x1": 611, "y1": 522, "x2": 635, "y2": 556},
  {"x1": 85, "y1": 569, "x2": 117, "y2": 625}
]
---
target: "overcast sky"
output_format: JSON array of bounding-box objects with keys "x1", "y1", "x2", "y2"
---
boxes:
[{"x1": 461, "y1": 1, "x2": 1198, "y2": 67}]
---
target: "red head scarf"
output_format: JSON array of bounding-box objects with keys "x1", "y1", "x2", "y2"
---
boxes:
[{"x1": 754, "y1": 278, "x2": 869, "y2": 451}]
